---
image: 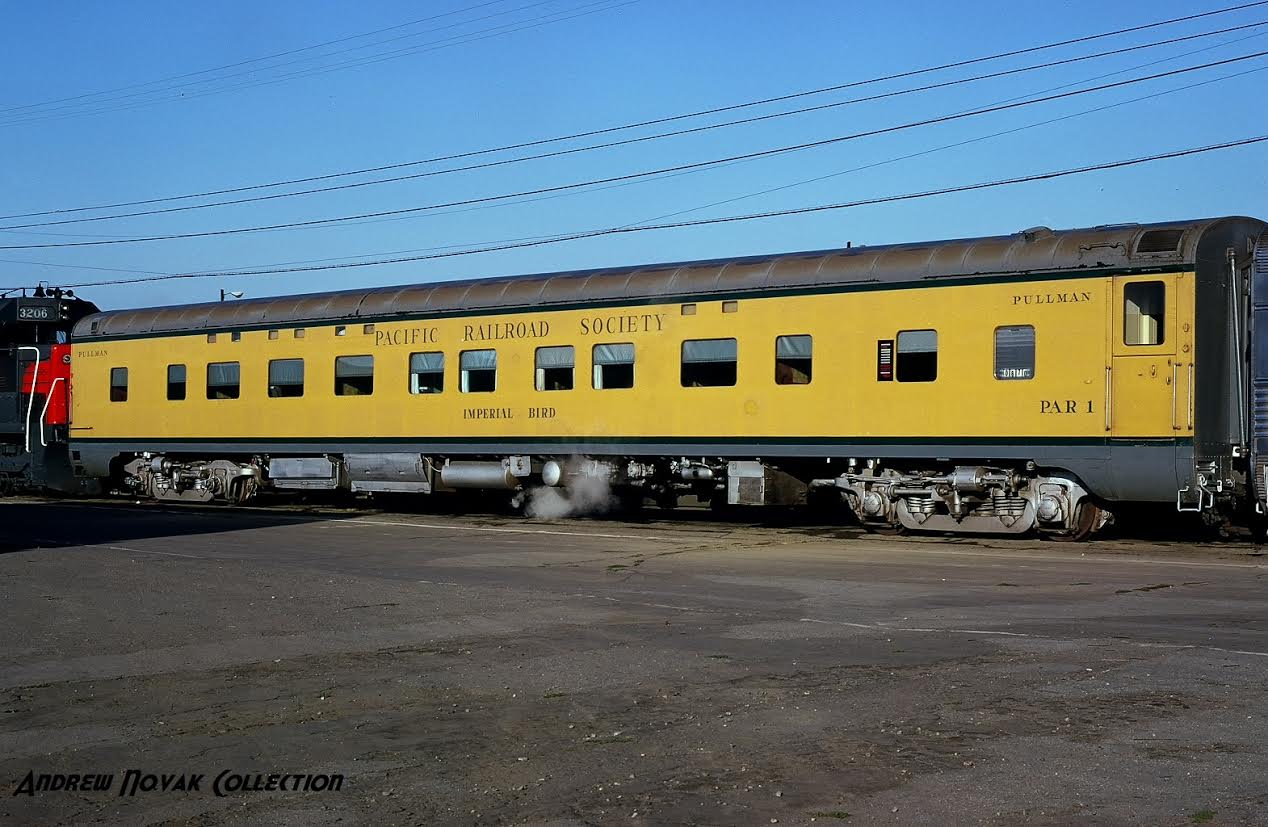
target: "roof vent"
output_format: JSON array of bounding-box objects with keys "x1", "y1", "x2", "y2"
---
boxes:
[
  {"x1": 1020, "y1": 226, "x2": 1053, "y2": 242},
  {"x1": 1135, "y1": 228, "x2": 1184, "y2": 255}
]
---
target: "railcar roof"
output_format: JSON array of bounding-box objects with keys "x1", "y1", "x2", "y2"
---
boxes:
[{"x1": 73, "y1": 216, "x2": 1261, "y2": 339}]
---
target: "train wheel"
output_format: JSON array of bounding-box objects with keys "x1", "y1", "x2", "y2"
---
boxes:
[{"x1": 1044, "y1": 501, "x2": 1104, "y2": 542}]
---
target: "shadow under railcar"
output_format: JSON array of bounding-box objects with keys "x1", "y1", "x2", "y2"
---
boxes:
[{"x1": 0, "y1": 499, "x2": 337, "y2": 554}]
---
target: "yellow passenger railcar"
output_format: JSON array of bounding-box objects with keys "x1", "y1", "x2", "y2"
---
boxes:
[{"x1": 70, "y1": 217, "x2": 1268, "y2": 538}]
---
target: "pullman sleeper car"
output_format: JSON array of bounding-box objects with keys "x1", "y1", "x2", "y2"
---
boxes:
[{"x1": 67, "y1": 216, "x2": 1268, "y2": 540}]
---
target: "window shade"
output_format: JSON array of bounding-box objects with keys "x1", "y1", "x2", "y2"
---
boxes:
[
  {"x1": 460, "y1": 350, "x2": 497, "y2": 369},
  {"x1": 269, "y1": 359, "x2": 304, "y2": 384},
  {"x1": 410, "y1": 352, "x2": 444, "y2": 372},
  {"x1": 593, "y1": 343, "x2": 634, "y2": 365},
  {"x1": 776, "y1": 335, "x2": 812, "y2": 358},
  {"x1": 535, "y1": 346, "x2": 574, "y2": 368},
  {"x1": 335, "y1": 355, "x2": 374, "y2": 377},
  {"x1": 682, "y1": 338, "x2": 737, "y2": 363},
  {"x1": 207, "y1": 362, "x2": 239, "y2": 385}
]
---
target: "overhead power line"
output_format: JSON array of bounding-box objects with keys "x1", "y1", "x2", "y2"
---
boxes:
[
  {"x1": 0, "y1": 258, "x2": 175, "y2": 278},
  {"x1": 34, "y1": 134, "x2": 1265, "y2": 291},
  {"x1": 2, "y1": 50, "x2": 1264, "y2": 252},
  {"x1": 5, "y1": 0, "x2": 1266, "y2": 222},
  {"x1": 0, "y1": 0, "x2": 521, "y2": 117},
  {"x1": 10, "y1": 58, "x2": 1256, "y2": 284},
  {"x1": 4, "y1": 19, "x2": 1265, "y2": 232},
  {"x1": 0, "y1": 0, "x2": 633, "y2": 129},
  {"x1": 613, "y1": 65, "x2": 1268, "y2": 232},
  {"x1": 13, "y1": 60, "x2": 1253, "y2": 283}
]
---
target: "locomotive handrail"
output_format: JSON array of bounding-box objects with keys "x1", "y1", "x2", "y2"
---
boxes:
[
  {"x1": 1188, "y1": 363, "x2": 1195, "y2": 430},
  {"x1": 1229, "y1": 250, "x2": 1248, "y2": 445},
  {"x1": 1172, "y1": 363, "x2": 1180, "y2": 431},
  {"x1": 37, "y1": 377, "x2": 63, "y2": 448},
  {"x1": 18, "y1": 346, "x2": 39, "y2": 453},
  {"x1": 1104, "y1": 366, "x2": 1112, "y2": 432}
]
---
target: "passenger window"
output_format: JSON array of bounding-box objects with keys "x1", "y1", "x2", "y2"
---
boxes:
[
  {"x1": 775, "y1": 335, "x2": 812, "y2": 385},
  {"x1": 409, "y1": 352, "x2": 444, "y2": 394},
  {"x1": 268, "y1": 358, "x2": 304, "y2": 397},
  {"x1": 994, "y1": 326, "x2": 1035, "y2": 380},
  {"x1": 109, "y1": 367, "x2": 128, "y2": 402},
  {"x1": 535, "y1": 346, "x2": 574, "y2": 391},
  {"x1": 460, "y1": 349, "x2": 497, "y2": 393},
  {"x1": 593, "y1": 343, "x2": 634, "y2": 389},
  {"x1": 1124, "y1": 281, "x2": 1165, "y2": 345},
  {"x1": 334, "y1": 355, "x2": 374, "y2": 396},
  {"x1": 681, "y1": 338, "x2": 737, "y2": 387},
  {"x1": 167, "y1": 364, "x2": 186, "y2": 400},
  {"x1": 896, "y1": 330, "x2": 937, "y2": 382},
  {"x1": 207, "y1": 362, "x2": 240, "y2": 399}
]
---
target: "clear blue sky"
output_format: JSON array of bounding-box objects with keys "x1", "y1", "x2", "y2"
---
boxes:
[{"x1": 2, "y1": 0, "x2": 1265, "y2": 311}]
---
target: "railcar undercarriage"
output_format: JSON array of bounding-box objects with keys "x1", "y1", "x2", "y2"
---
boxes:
[
  {"x1": 118, "y1": 451, "x2": 1113, "y2": 539},
  {"x1": 121, "y1": 456, "x2": 262, "y2": 504},
  {"x1": 814, "y1": 461, "x2": 1110, "y2": 540}
]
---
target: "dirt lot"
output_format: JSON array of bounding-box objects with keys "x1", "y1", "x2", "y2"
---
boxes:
[{"x1": 1, "y1": 500, "x2": 1265, "y2": 825}]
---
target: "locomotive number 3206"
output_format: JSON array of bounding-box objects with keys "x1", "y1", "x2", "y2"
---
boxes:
[{"x1": 17, "y1": 306, "x2": 52, "y2": 320}]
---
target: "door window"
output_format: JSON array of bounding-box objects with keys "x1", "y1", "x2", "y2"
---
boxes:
[{"x1": 1124, "y1": 281, "x2": 1165, "y2": 346}]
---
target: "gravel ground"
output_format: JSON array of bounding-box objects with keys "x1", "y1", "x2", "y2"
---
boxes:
[{"x1": 1, "y1": 499, "x2": 1265, "y2": 825}]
